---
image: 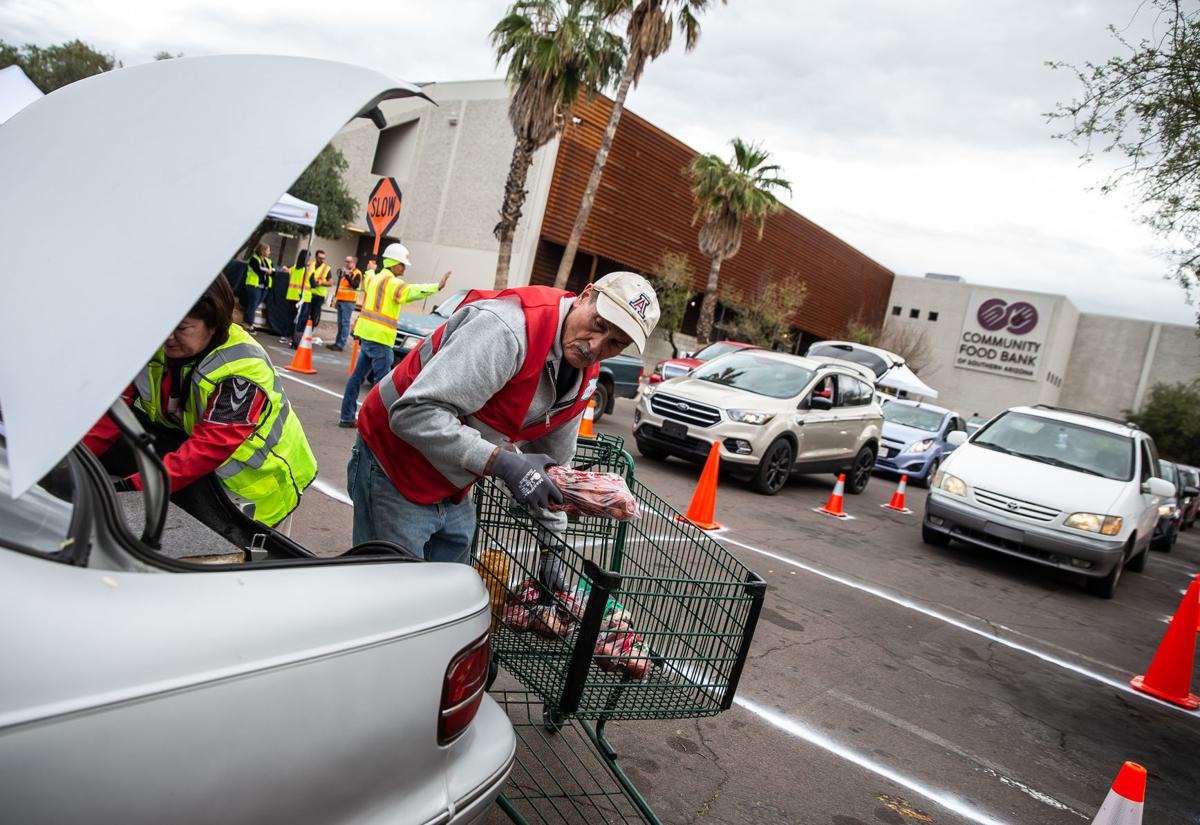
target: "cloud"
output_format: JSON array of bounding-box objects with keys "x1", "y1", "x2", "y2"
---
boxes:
[{"x1": 2, "y1": 0, "x2": 1193, "y2": 325}]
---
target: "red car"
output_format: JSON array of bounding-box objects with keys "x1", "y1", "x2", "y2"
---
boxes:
[{"x1": 648, "y1": 340, "x2": 760, "y2": 384}]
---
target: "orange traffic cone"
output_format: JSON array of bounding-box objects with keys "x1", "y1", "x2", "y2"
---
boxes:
[
  {"x1": 284, "y1": 321, "x2": 319, "y2": 375},
  {"x1": 676, "y1": 441, "x2": 722, "y2": 530},
  {"x1": 347, "y1": 337, "x2": 360, "y2": 377},
  {"x1": 1089, "y1": 762, "x2": 1146, "y2": 824},
  {"x1": 815, "y1": 474, "x2": 851, "y2": 519},
  {"x1": 578, "y1": 399, "x2": 596, "y2": 438},
  {"x1": 882, "y1": 475, "x2": 911, "y2": 513},
  {"x1": 1131, "y1": 574, "x2": 1200, "y2": 708}
]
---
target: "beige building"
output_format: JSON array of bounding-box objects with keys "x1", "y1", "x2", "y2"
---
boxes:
[{"x1": 885, "y1": 274, "x2": 1200, "y2": 419}]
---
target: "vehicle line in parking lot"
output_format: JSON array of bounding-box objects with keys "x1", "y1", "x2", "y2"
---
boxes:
[
  {"x1": 311, "y1": 477, "x2": 353, "y2": 506},
  {"x1": 717, "y1": 533, "x2": 1200, "y2": 718},
  {"x1": 275, "y1": 362, "x2": 361, "y2": 407},
  {"x1": 734, "y1": 696, "x2": 1014, "y2": 825}
]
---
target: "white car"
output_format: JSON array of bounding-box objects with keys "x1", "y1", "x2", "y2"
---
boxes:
[
  {"x1": 922, "y1": 405, "x2": 1175, "y2": 598},
  {"x1": 0, "y1": 56, "x2": 514, "y2": 822},
  {"x1": 634, "y1": 350, "x2": 883, "y2": 495}
]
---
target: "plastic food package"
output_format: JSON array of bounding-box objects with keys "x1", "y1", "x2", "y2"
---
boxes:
[{"x1": 546, "y1": 466, "x2": 638, "y2": 521}]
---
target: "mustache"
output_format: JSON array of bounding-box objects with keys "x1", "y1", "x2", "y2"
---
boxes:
[{"x1": 571, "y1": 342, "x2": 597, "y2": 363}]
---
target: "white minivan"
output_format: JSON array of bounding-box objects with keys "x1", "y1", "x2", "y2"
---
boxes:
[{"x1": 922, "y1": 405, "x2": 1174, "y2": 598}]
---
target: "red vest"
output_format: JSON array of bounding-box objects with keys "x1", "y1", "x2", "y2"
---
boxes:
[{"x1": 357, "y1": 286, "x2": 601, "y2": 505}]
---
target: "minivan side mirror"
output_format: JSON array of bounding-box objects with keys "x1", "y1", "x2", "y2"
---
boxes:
[
  {"x1": 946, "y1": 431, "x2": 968, "y2": 447},
  {"x1": 809, "y1": 395, "x2": 833, "y2": 411},
  {"x1": 1143, "y1": 477, "x2": 1176, "y2": 498}
]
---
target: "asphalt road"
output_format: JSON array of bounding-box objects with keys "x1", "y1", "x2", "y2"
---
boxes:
[{"x1": 262, "y1": 327, "x2": 1200, "y2": 825}]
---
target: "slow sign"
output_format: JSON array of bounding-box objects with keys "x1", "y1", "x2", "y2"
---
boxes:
[{"x1": 366, "y1": 177, "x2": 402, "y2": 254}]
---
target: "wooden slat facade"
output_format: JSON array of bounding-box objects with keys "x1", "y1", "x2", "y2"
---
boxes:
[{"x1": 532, "y1": 94, "x2": 894, "y2": 341}]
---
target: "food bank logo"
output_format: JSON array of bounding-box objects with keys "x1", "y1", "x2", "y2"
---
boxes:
[{"x1": 977, "y1": 298, "x2": 1038, "y2": 335}]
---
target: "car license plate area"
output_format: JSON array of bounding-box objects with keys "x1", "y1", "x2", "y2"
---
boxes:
[
  {"x1": 661, "y1": 419, "x2": 689, "y2": 440},
  {"x1": 984, "y1": 522, "x2": 1024, "y2": 545}
]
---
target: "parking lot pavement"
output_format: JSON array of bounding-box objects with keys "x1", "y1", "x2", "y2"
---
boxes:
[{"x1": 269, "y1": 347, "x2": 1200, "y2": 823}]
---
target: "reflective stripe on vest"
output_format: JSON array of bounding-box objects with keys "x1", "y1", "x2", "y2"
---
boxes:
[
  {"x1": 245, "y1": 255, "x2": 272, "y2": 288},
  {"x1": 131, "y1": 324, "x2": 317, "y2": 525},
  {"x1": 309, "y1": 263, "x2": 331, "y2": 298},
  {"x1": 287, "y1": 266, "x2": 306, "y2": 301},
  {"x1": 354, "y1": 272, "x2": 406, "y2": 348}
]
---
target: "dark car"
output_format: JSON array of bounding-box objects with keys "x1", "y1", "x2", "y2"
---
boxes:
[
  {"x1": 392, "y1": 288, "x2": 643, "y2": 422},
  {"x1": 1152, "y1": 459, "x2": 1185, "y2": 552},
  {"x1": 1180, "y1": 465, "x2": 1200, "y2": 530}
]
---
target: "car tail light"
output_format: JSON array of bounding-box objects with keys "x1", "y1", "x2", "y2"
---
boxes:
[{"x1": 438, "y1": 633, "x2": 491, "y2": 745}]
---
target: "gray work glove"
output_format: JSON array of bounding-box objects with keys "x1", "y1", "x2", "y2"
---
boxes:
[{"x1": 491, "y1": 450, "x2": 563, "y2": 512}]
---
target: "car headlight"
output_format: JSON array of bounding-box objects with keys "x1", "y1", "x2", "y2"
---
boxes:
[
  {"x1": 933, "y1": 470, "x2": 967, "y2": 496},
  {"x1": 401, "y1": 335, "x2": 423, "y2": 350},
  {"x1": 1065, "y1": 513, "x2": 1124, "y2": 536},
  {"x1": 909, "y1": 439, "x2": 935, "y2": 454},
  {"x1": 1158, "y1": 504, "x2": 1177, "y2": 517},
  {"x1": 728, "y1": 409, "x2": 775, "y2": 425},
  {"x1": 642, "y1": 385, "x2": 656, "y2": 400}
]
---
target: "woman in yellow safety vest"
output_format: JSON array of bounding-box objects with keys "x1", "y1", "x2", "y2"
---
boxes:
[
  {"x1": 84, "y1": 275, "x2": 318, "y2": 527},
  {"x1": 283, "y1": 250, "x2": 308, "y2": 343},
  {"x1": 292, "y1": 249, "x2": 331, "y2": 348}
]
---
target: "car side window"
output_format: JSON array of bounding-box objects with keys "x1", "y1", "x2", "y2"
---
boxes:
[
  {"x1": 835, "y1": 375, "x2": 870, "y2": 407},
  {"x1": 1138, "y1": 441, "x2": 1154, "y2": 482},
  {"x1": 808, "y1": 376, "x2": 836, "y2": 407}
]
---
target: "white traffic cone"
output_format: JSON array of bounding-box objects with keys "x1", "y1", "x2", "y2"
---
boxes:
[{"x1": 1090, "y1": 762, "x2": 1145, "y2": 825}]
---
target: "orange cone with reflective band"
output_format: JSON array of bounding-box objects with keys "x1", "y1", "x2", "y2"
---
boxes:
[
  {"x1": 1089, "y1": 762, "x2": 1145, "y2": 825},
  {"x1": 284, "y1": 321, "x2": 319, "y2": 375},
  {"x1": 882, "y1": 475, "x2": 911, "y2": 513},
  {"x1": 815, "y1": 474, "x2": 851, "y2": 519},
  {"x1": 1130, "y1": 574, "x2": 1200, "y2": 709},
  {"x1": 676, "y1": 441, "x2": 722, "y2": 530},
  {"x1": 347, "y1": 337, "x2": 359, "y2": 376},
  {"x1": 578, "y1": 399, "x2": 596, "y2": 438}
]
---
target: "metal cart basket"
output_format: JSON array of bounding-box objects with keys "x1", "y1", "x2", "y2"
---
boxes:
[{"x1": 473, "y1": 434, "x2": 766, "y2": 824}]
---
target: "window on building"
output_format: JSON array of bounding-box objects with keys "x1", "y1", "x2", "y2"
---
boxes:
[
  {"x1": 928, "y1": 311, "x2": 939, "y2": 322},
  {"x1": 908, "y1": 308, "x2": 920, "y2": 319},
  {"x1": 891, "y1": 305, "x2": 901, "y2": 316},
  {"x1": 371, "y1": 119, "x2": 419, "y2": 179}
]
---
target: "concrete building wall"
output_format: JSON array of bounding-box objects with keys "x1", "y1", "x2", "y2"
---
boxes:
[
  {"x1": 1061, "y1": 315, "x2": 1200, "y2": 418},
  {"x1": 316, "y1": 79, "x2": 557, "y2": 310},
  {"x1": 884, "y1": 275, "x2": 1075, "y2": 417}
]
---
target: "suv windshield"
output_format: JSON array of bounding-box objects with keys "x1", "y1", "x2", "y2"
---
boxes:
[
  {"x1": 693, "y1": 353, "x2": 814, "y2": 399},
  {"x1": 974, "y1": 412, "x2": 1134, "y2": 481},
  {"x1": 883, "y1": 404, "x2": 944, "y2": 432},
  {"x1": 695, "y1": 342, "x2": 744, "y2": 362},
  {"x1": 808, "y1": 344, "x2": 888, "y2": 378},
  {"x1": 433, "y1": 289, "x2": 469, "y2": 319}
]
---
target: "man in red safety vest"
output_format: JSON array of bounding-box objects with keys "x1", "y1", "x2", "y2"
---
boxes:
[{"x1": 350, "y1": 271, "x2": 659, "y2": 562}]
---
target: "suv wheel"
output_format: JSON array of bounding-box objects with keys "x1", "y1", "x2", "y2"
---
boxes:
[
  {"x1": 1086, "y1": 548, "x2": 1126, "y2": 598},
  {"x1": 591, "y1": 381, "x2": 611, "y2": 423},
  {"x1": 844, "y1": 446, "x2": 876, "y2": 494},
  {"x1": 752, "y1": 438, "x2": 794, "y2": 495}
]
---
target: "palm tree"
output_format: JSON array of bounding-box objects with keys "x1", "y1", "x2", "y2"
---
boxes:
[
  {"x1": 552, "y1": 0, "x2": 719, "y2": 289},
  {"x1": 690, "y1": 138, "x2": 791, "y2": 342},
  {"x1": 491, "y1": 0, "x2": 624, "y2": 289}
]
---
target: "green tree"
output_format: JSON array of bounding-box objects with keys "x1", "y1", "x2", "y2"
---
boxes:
[
  {"x1": 724, "y1": 273, "x2": 807, "y2": 350},
  {"x1": 552, "y1": 0, "x2": 720, "y2": 288},
  {"x1": 1049, "y1": 0, "x2": 1200, "y2": 318},
  {"x1": 689, "y1": 138, "x2": 790, "y2": 342},
  {"x1": 0, "y1": 39, "x2": 116, "y2": 92},
  {"x1": 153, "y1": 51, "x2": 184, "y2": 61},
  {"x1": 648, "y1": 251, "x2": 695, "y2": 356},
  {"x1": 491, "y1": 0, "x2": 625, "y2": 289},
  {"x1": 1129, "y1": 380, "x2": 1200, "y2": 465},
  {"x1": 240, "y1": 144, "x2": 358, "y2": 257}
]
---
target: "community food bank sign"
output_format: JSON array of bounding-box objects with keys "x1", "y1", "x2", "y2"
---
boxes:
[{"x1": 954, "y1": 291, "x2": 1052, "y2": 382}]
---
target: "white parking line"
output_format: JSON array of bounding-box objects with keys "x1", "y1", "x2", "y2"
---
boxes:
[
  {"x1": 718, "y1": 533, "x2": 1200, "y2": 718},
  {"x1": 277, "y1": 369, "x2": 360, "y2": 407},
  {"x1": 734, "y1": 697, "x2": 1015, "y2": 825}
]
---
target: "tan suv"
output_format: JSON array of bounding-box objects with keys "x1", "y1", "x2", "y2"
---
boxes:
[{"x1": 633, "y1": 349, "x2": 883, "y2": 495}]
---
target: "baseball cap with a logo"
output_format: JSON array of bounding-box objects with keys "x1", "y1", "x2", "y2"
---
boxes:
[{"x1": 591, "y1": 271, "x2": 660, "y2": 354}]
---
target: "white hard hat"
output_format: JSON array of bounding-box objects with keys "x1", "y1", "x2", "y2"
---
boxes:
[{"x1": 381, "y1": 242, "x2": 411, "y2": 267}]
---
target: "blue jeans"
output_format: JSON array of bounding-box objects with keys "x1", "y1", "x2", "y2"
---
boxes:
[
  {"x1": 340, "y1": 339, "x2": 394, "y2": 423},
  {"x1": 335, "y1": 302, "x2": 355, "y2": 348},
  {"x1": 347, "y1": 435, "x2": 475, "y2": 563},
  {"x1": 243, "y1": 285, "x2": 265, "y2": 326}
]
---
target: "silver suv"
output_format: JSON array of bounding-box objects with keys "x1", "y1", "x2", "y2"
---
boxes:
[{"x1": 633, "y1": 350, "x2": 883, "y2": 495}]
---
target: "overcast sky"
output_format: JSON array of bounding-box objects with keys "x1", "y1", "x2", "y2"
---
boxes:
[{"x1": 5, "y1": 0, "x2": 1195, "y2": 324}]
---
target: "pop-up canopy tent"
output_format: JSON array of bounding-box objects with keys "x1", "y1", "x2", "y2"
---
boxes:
[
  {"x1": 878, "y1": 364, "x2": 938, "y2": 399},
  {"x1": 268, "y1": 192, "x2": 318, "y2": 231},
  {"x1": 0, "y1": 65, "x2": 44, "y2": 125}
]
